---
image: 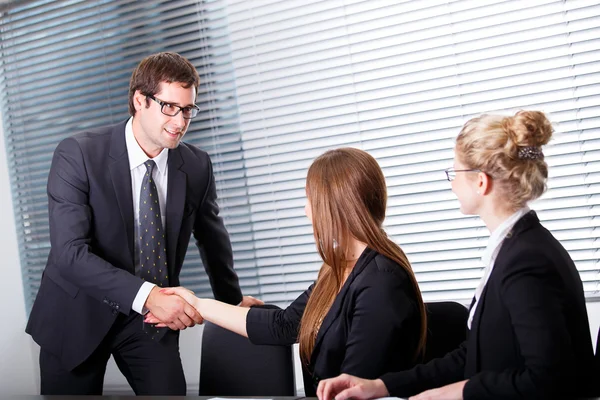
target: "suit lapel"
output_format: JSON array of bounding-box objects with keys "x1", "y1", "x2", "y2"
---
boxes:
[
  {"x1": 166, "y1": 148, "x2": 186, "y2": 277},
  {"x1": 108, "y1": 122, "x2": 134, "y2": 272},
  {"x1": 310, "y1": 248, "x2": 377, "y2": 366},
  {"x1": 467, "y1": 284, "x2": 487, "y2": 375},
  {"x1": 468, "y1": 296, "x2": 476, "y2": 311}
]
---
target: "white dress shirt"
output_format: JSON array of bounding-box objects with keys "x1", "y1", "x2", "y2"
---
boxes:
[
  {"x1": 125, "y1": 118, "x2": 170, "y2": 315},
  {"x1": 467, "y1": 206, "x2": 531, "y2": 329}
]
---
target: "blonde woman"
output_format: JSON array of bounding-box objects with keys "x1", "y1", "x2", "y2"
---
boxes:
[
  {"x1": 147, "y1": 148, "x2": 427, "y2": 395},
  {"x1": 317, "y1": 111, "x2": 596, "y2": 400}
]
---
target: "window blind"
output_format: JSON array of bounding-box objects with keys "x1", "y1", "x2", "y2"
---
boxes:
[
  {"x1": 223, "y1": 0, "x2": 600, "y2": 303},
  {"x1": 1, "y1": 0, "x2": 598, "y2": 312}
]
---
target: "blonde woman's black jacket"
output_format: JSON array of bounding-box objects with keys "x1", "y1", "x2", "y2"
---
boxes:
[
  {"x1": 380, "y1": 211, "x2": 596, "y2": 399},
  {"x1": 246, "y1": 247, "x2": 423, "y2": 394}
]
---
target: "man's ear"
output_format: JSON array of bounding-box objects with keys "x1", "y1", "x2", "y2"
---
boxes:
[{"x1": 133, "y1": 90, "x2": 146, "y2": 112}]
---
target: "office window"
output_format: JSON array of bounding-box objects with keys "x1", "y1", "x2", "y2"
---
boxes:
[{"x1": 224, "y1": 0, "x2": 600, "y2": 302}]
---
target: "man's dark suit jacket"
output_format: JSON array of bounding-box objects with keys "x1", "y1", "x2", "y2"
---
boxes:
[
  {"x1": 381, "y1": 211, "x2": 596, "y2": 399},
  {"x1": 246, "y1": 248, "x2": 423, "y2": 393},
  {"x1": 26, "y1": 120, "x2": 242, "y2": 371}
]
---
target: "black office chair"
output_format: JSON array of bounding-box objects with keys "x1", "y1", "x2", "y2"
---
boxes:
[
  {"x1": 199, "y1": 316, "x2": 295, "y2": 396},
  {"x1": 423, "y1": 301, "x2": 469, "y2": 363}
]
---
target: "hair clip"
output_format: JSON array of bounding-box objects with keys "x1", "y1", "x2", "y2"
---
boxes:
[{"x1": 518, "y1": 146, "x2": 543, "y2": 160}]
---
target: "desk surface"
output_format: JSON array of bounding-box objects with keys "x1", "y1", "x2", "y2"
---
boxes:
[{"x1": 7, "y1": 397, "x2": 600, "y2": 400}]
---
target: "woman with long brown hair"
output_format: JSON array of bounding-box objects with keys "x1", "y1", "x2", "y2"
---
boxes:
[{"x1": 148, "y1": 147, "x2": 427, "y2": 394}]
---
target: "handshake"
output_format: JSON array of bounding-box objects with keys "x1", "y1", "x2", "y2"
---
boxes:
[{"x1": 143, "y1": 286, "x2": 263, "y2": 331}]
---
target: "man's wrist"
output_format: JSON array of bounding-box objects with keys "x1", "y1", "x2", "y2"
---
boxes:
[{"x1": 132, "y1": 281, "x2": 156, "y2": 314}]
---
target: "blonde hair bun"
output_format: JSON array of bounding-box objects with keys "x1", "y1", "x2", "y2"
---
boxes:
[{"x1": 502, "y1": 110, "x2": 553, "y2": 148}]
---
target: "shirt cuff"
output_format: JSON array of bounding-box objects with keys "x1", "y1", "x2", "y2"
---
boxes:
[{"x1": 132, "y1": 281, "x2": 156, "y2": 315}]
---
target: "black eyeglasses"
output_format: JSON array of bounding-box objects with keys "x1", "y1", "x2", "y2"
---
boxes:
[
  {"x1": 147, "y1": 95, "x2": 199, "y2": 119},
  {"x1": 444, "y1": 167, "x2": 482, "y2": 181}
]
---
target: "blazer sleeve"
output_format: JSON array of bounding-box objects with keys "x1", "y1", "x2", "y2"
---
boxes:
[
  {"x1": 381, "y1": 341, "x2": 468, "y2": 398},
  {"x1": 339, "y1": 269, "x2": 420, "y2": 378},
  {"x1": 47, "y1": 137, "x2": 143, "y2": 313},
  {"x1": 192, "y1": 157, "x2": 242, "y2": 305},
  {"x1": 463, "y1": 255, "x2": 577, "y2": 399},
  {"x1": 246, "y1": 283, "x2": 313, "y2": 345}
]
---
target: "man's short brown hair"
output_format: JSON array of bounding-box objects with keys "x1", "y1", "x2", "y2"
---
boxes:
[{"x1": 128, "y1": 52, "x2": 200, "y2": 116}]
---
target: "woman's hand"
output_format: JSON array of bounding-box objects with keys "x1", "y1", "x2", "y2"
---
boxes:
[
  {"x1": 409, "y1": 380, "x2": 467, "y2": 400},
  {"x1": 317, "y1": 374, "x2": 389, "y2": 400},
  {"x1": 160, "y1": 286, "x2": 198, "y2": 306}
]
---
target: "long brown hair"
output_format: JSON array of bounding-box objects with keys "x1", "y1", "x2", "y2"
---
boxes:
[{"x1": 298, "y1": 147, "x2": 427, "y2": 365}]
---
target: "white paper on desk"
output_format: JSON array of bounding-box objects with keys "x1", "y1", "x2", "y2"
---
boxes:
[{"x1": 209, "y1": 398, "x2": 272, "y2": 400}]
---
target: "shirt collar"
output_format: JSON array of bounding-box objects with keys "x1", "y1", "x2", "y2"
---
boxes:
[
  {"x1": 125, "y1": 117, "x2": 168, "y2": 175},
  {"x1": 481, "y1": 206, "x2": 531, "y2": 266}
]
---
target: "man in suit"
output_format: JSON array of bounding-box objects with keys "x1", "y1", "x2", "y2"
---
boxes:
[{"x1": 25, "y1": 52, "x2": 261, "y2": 395}]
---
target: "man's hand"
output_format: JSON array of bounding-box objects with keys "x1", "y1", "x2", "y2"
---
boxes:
[
  {"x1": 317, "y1": 374, "x2": 389, "y2": 400},
  {"x1": 409, "y1": 380, "x2": 466, "y2": 400},
  {"x1": 240, "y1": 295, "x2": 264, "y2": 307},
  {"x1": 143, "y1": 286, "x2": 203, "y2": 330}
]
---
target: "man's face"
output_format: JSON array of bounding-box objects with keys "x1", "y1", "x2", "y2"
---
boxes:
[{"x1": 132, "y1": 81, "x2": 196, "y2": 158}]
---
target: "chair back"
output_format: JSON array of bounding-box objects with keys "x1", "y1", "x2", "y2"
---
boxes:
[
  {"x1": 423, "y1": 301, "x2": 469, "y2": 362},
  {"x1": 199, "y1": 320, "x2": 295, "y2": 396},
  {"x1": 301, "y1": 364, "x2": 317, "y2": 397}
]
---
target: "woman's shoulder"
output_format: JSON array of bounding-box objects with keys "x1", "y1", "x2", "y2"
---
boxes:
[
  {"x1": 350, "y1": 250, "x2": 419, "y2": 305},
  {"x1": 494, "y1": 220, "x2": 579, "y2": 288},
  {"x1": 359, "y1": 249, "x2": 412, "y2": 282},
  {"x1": 500, "y1": 220, "x2": 566, "y2": 263}
]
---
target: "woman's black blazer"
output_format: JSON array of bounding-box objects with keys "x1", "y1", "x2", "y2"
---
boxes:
[
  {"x1": 246, "y1": 247, "x2": 422, "y2": 393},
  {"x1": 381, "y1": 211, "x2": 596, "y2": 399}
]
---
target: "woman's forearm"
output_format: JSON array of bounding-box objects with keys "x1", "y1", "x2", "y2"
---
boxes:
[{"x1": 197, "y1": 298, "x2": 250, "y2": 337}]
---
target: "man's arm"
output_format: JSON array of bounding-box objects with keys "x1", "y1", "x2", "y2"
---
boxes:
[
  {"x1": 48, "y1": 137, "x2": 143, "y2": 313},
  {"x1": 192, "y1": 157, "x2": 242, "y2": 305}
]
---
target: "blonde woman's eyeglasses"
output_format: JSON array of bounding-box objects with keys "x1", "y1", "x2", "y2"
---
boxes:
[{"x1": 444, "y1": 167, "x2": 482, "y2": 181}]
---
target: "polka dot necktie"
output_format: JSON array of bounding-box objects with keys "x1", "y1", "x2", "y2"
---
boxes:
[{"x1": 140, "y1": 160, "x2": 168, "y2": 339}]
